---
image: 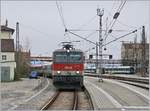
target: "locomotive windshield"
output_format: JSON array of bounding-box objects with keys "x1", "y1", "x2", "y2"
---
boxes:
[
  {"x1": 54, "y1": 52, "x2": 67, "y2": 63},
  {"x1": 54, "y1": 51, "x2": 82, "y2": 63}
]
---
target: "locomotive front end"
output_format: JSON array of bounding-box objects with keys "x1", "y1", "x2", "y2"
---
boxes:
[{"x1": 52, "y1": 45, "x2": 84, "y2": 89}]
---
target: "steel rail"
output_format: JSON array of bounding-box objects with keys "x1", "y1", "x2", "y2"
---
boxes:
[
  {"x1": 83, "y1": 87, "x2": 95, "y2": 110},
  {"x1": 72, "y1": 91, "x2": 78, "y2": 110},
  {"x1": 40, "y1": 91, "x2": 60, "y2": 110},
  {"x1": 118, "y1": 80, "x2": 149, "y2": 90}
]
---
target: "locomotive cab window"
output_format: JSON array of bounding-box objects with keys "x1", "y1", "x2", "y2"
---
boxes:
[
  {"x1": 69, "y1": 52, "x2": 82, "y2": 63},
  {"x1": 54, "y1": 52, "x2": 67, "y2": 63},
  {"x1": 53, "y1": 51, "x2": 83, "y2": 63}
]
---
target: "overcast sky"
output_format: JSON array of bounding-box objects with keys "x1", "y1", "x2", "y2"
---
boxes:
[{"x1": 1, "y1": 1, "x2": 150, "y2": 59}]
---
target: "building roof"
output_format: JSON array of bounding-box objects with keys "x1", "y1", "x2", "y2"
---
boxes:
[
  {"x1": 1, "y1": 39, "x2": 14, "y2": 52},
  {"x1": 1, "y1": 25, "x2": 15, "y2": 34}
]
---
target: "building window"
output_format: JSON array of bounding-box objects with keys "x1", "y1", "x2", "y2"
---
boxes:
[{"x1": 2, "y1": 55, "x2": 7, "y2": 60}]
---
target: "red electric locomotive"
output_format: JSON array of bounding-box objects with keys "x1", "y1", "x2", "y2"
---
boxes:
[{"x1": 52, "y1": 42, "x2": 84, "y2": 89}]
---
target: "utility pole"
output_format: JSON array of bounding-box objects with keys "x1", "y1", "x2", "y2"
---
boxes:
[
  {"x1": 15, "y1": 22, "x2": 20, "y2": 80},
  {"x1": 141, "y1": 26, "x2": 147, "y2": 77},
  {"x1": 96, "y1": 42, "x2": 98, "y2": 73},
  {"x1": 134, "y1": 33, "x2": 137, "y2": 74},
  {"x1": 97, "y1": 8, "x2": 104, "y2": 82}
]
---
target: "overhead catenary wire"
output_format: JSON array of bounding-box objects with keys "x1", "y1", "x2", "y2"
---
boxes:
[
  {"x1": 85, "y1": 28, "x2": 141, "y2": 52},
  {"x1": 116, "y1": 20, "x2": 138, "y2": 29},
  {"x1": 104, "y1": 8, "x2": 137, "y2": 30},
  {"x1": 19, "y1": 23, "x2": 53, "y2": 38},
  {"x1": 56, "y1": 1, "x2": 67, "y2": 29},
  {"x1": 108, "y1": 0, "x2": 126, "y2": 31},
  {"x1": 103, "y1": 26, "x2": 142, "y2": 47},
  {"x1": 105, "y1": 1, "x2": 123, "y2": 32},
  {"x1": 67, "y1": 29, "x2": 131, "y2": 32},
  {"x1": 102, "y1": 29, "x2": 137, "y2": 47},
  {"x1": 104, "y1": 0, "x2": 127, "y2": 40},
  {"x1": 102, "y1": 0, "x2": 119, "y2": 29},
  {"x1": 66, "y1": 0, "x2": 127, "y2": 46},
  {"x1": 67, "y1": 30, "x2": 96, "y2": 45},
  {"x1": 77, "y1": 15, "x2": 97, "y2": 30},
  {"x1": 80, "y1": 30, "x2": 97, "y2": 43}
]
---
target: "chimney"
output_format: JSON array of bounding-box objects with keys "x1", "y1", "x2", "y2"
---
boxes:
[{"x1": 5, "y1": 19, "x2": 8, "y2": 26}]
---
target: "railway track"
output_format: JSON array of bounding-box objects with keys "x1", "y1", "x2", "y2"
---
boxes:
[
  {"x1": 40, "y1": 88, "x2": 94, "y2": 110},
  {"x1": 117, "y1": 80, "x2": 149, "y2": 90},
  {"x1": 40, "y1": 91, "x2": 60, "y2": 110},
  {"x1": 85, "y1": 74, "x2": 149, "y2": 89}
]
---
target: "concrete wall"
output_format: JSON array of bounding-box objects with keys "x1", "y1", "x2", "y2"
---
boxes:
[
  {"x1": 0, "y1": 52, "x2": 15, "y2": 61},
  {"x1": 0, "y1": 31, "x2": 11, "y2": 39},
  {"x1": 0, "y1": 52, "x2": 16, "y2": 81}
]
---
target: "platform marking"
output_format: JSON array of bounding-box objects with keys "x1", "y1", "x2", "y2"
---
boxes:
[
  {"x1": 8, "y1": 78, "x2": 49, "y2": 110},
  {"x1": 85, "y1": 80, "x2": 122, "y2": 108},
  {"x1": 24, "y1": 78, "x2": 49, "y2": 102},
  {"x1": 86, "y1": 76, "x2": 149, "y2": 100},
  {"x1": 104, "y1": 79, "x2": 150, "y2": 101},
  {"x1": 123, "y1": 106, "x2": 150, "y2": 109}
]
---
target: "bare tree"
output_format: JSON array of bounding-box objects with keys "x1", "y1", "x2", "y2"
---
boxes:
[{"x1": 24, "y1": 36, "x2": 30, "y2": 52}]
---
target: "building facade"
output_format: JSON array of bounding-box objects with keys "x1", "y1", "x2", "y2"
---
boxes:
[
  {"x1": 0, "y1": 24, "x2": 16, "y2": 81},
  {"x1": 121, "y1": 42, "x2": 149, "y2": 75}
]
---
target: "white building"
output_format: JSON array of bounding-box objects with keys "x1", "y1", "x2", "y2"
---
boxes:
[{"x1": 0, "y1": 23, "x2": 16, "y2": 81}]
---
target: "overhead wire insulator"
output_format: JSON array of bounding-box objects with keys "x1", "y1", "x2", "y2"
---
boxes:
[
  {"x1": 113, "y1": 12, "x2": 120, "y2": 19},
  {"x1": 132, "y1": 30, "x2": 137, "y2": 33},
  {"x1": 100, "y1": 39, "x2": 103, "y2": 41},
  {"x1": 108, "y1": 29, "x2": 113, "y2": 33},
  {"x1": 65, "y1": 28, "x2": 68, "y2": 32}
]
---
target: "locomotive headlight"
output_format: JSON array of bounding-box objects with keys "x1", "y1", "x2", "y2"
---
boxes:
[
  {"x1": 76, "y1": 71, "x2": 80, "y2": 74},
  {"x1": 57, "y1": 71, "x2": 61, "y2": 74}
]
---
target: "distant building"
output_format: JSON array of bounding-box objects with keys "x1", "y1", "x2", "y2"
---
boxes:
[
  {"x1": 0, "y1": 23, "x2": 16, "y2": 81},
  {"x1": 121, "y1": 42, "x2": 149, "y2": 74}
]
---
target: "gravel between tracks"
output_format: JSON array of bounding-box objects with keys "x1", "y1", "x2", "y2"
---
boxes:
[
  {"x1": 77, "y1": 91, "x2": 91, "y2": 110},
  {"x1": 48, "y1": 91, "x2": 74, "y2": 110}
]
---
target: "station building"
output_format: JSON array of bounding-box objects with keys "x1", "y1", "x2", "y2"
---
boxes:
[{"x1": 0, "y1": 22, "x2": 16, "y2": 81}]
